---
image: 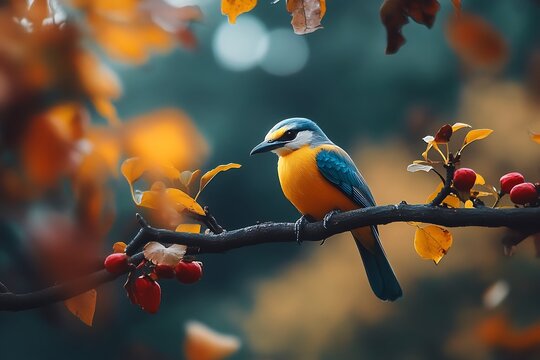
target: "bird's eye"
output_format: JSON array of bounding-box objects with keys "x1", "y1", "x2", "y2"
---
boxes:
[{"x1": 280, "y1": 130, "x2": 297, "y2": 141}]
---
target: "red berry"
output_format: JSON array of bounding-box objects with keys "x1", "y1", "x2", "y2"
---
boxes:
[
  {"x1": 154, "y1": 264, "x2": 175, "y2": 279},
  {"x1": 134, "y1": 276, "x2": 161, "y2": 314},
  {"x1": 453, "y1": 168, "x2": 477, "y2": 192},
  {"x1": 104, "y1": 253, "x2": 130, "y2": 274},
  {"x1": 509, "y1": 182, "x2": 538, "y2": 205},
  {"x1": 499, "y1": 172, "x2": 525, "y2": 194},
  {"x1": 175, "y1": 261, "x2": 203, "y2": 284}
]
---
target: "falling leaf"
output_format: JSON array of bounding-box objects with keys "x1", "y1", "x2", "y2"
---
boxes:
[
  {"x1": 461, "y1": 128, "x2": 494, "y2": 150},
  {"x1": 176, "y1": 224, "x2": 202, "y2": 233},
  {"x1": 65, "y1": 289, "x2": 97, "y2": 326},
  {"x1": 407, "y1": 163, "x2": 433, "y2": 172},
  {"x1": 434, "y1": 124, "x2": 453, "y2": 143},
  {"x1": 446, "y1": 12, "x2": 508, "y2": 70},
  {"x1": 380, "y1": 0, "x2": 441, "y2": 54},
  {"x1": 414, "y1": 225, "x2": 453, "y2": 264},
  {"x1": 286, "y1": 0, "x2": 326, "y2": 35},
  {"x1": 451, "y1": 0, "x2": 460, "y2": 11},
  {"x1": 166, "y1": 188, "x2": 206, "y2": 215},
  {"x1": 221, "y1": 0, "x2": 257, "y2": 24},
  {"x1": 184, "y1": 321, "x2": 241, "y2": 360},
  {"x1": 531, "y1": 132, "x2": 540, "y2": 144},
  {"x1": 144, "y1": 242, "x2": 187, "y2": 266},
  {"x1": 196, "y1": 163, "x2": 241, "y2": 199},
  {"x1": 451, "y1": 122, "x2": 471, "y2": 132}
]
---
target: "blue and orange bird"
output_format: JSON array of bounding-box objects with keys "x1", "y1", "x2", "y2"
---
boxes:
[{"x1": 250, "y1": 117, "x2": 402, "y2": 301}]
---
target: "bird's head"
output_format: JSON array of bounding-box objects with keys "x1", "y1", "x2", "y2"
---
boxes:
[{"x1": 250, "y1": 117, "x2": 331, "y2": 156}]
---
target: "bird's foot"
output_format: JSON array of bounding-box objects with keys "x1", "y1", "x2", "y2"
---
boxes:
[
  {"x1": 323, "y1": 209, "x2": 341, "y2": 230},
  {"x1": 294, "y1": 215, "x2": 310, "y2": 245},
  {"x1": 320, "y1": 238, "x2": 327, "y2": 246}
]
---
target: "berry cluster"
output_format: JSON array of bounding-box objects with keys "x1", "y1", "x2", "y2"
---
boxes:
[
  {"x1": 452, "y1": 169, "x2": 539, "y2": 206},
  {"x1": 104, "y1": 253, "x2": 203, "y2": 314}
]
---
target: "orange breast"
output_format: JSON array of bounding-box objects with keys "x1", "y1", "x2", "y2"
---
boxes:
[{"x1": 277, "y1": 145, "x2": 359, "y2": 220}]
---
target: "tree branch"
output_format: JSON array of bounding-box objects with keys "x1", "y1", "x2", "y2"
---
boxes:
[{"x1": 1, "y1": 203, "x2": 539, "y2": 311}]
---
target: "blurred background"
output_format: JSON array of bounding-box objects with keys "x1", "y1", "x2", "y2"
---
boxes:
[{"x1": 1, "y1": 0, "x2": 540, "y2": 359}]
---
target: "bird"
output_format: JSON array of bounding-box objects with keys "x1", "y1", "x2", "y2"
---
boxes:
[{"x1": 250, "y1": 117, "x2": 402, "y2": 301}]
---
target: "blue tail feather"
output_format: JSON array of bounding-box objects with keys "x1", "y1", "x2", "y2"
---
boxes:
[{"x1": 353, "y1": 227, "x2": 402, "y2": 301}]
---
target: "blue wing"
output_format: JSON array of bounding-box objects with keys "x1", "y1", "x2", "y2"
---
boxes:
[
  {"x1": 316, "y1": 147, "x2": 376, "y2": 209},
  {"x1": 316, "y1": 147, "x2": 402, "y2": 301}
]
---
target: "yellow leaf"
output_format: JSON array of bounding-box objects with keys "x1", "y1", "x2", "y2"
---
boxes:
[
  {"x1": 144, "y1": 242, "x2": 186, "y2": 266},
  {"x1": 176, "y1": 224, "x2": 202, "y2": 233},
  {"x1": 196, "y1": 163, "x2": 241, "y2": 199},
  {"x1": 187, "y1": 169, "x2": 202, "y2": 191},
  {"x1": 135, "y1": 190, "x2": 162, "y2": 209},
  {"x1": 166, "y1": 188, "x2": 205, "y2": 215},
  {"x1": 414, "y1": 225, "x2": 453, "y2": 264},
  {"x1": 426, "y1": 184, "x2": 461, "y2": 208},
  {"x1": 451, "y1": 122, "x2": 471, "y2": 132},
  {"x1": 180, "y1": 169, "x2": 202, "y2": 194},
  {"x1": 221, "y1": 0, "x2": 257, "y2": 24},
  {"x1": 461, "y1": 129, "x2": 494, "y2": 150},
  {"x1": 475, "y1": 173, "x2": 485, "y2": 185},
  {"x1": 113, "y1": 241, "x2": 127, "y2": 253},
  {"x1": 531, "y1": 132, "x2": 540, "y2": 144},
  {"x1": 64, "y1": 289, "x2": 97, "y2": 326},
  {"x1": 121, "y1": 157, "x2": 147, "y2": 185},
  {"x1": 464, "y1": 200, "x2": 474, "y2": 208}
]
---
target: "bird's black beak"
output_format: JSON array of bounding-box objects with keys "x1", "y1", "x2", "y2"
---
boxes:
[{"x1": 250, "y1": 140, "x2": 286, "y2": 155}]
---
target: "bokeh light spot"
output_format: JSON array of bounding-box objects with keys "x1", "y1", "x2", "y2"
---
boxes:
[
  {"x1": 213, "y1": 16, "x2": 269, "y2": 72},
  {"x1": 260, "y1": 28, "x2": 309, "y2": 76}
]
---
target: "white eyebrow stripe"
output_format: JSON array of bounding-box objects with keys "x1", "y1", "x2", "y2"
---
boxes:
[{"x1": 285, "y1": 130, "x2": 313, "y2": 149}]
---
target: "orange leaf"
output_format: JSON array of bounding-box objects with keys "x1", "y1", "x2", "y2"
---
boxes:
[
  {"x1": 221, "y1": 0, "x2": 257, "y2": 24},
  {"x1": 380, "y1": 0, "x2": 441, "y2": 54},
  {"x1": 531, "y1": 132, "x2": 540, "y2": 144},
  {"x1": 414, "y1": 225, "x2": 453, "y2": 264},
  {"x1": 196, "y1": 163, "x2": 241, "y2": 199},
  {"x1": 74, "y1": 51, "x2": 122, "y2": 101},
  {"x1": 446, "y1": 12, "x2": 508, "y2": 70},
  {"x1": 92, "y1": 97, "x2": 120, "y2": 126},
  {"x1": 21, "y1": 103, "x2": 88, "y2": 188},
  {"x1": 286, "y1": 0, "x2": 326, "y2": 35},
  {"x1": 184, "y1": 321, "x2": 241, "y2": 360},
  {"x1": 65, "y1": 289, "x2": 97, "y2": 326}
]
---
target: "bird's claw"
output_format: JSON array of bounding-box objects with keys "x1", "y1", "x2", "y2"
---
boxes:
[
  {"x1": 323, "y1": 210, "x2": 341, "y2": 230},
  {"x1": 294, "y1": 215, "x2": 309, "y2": 245}
]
